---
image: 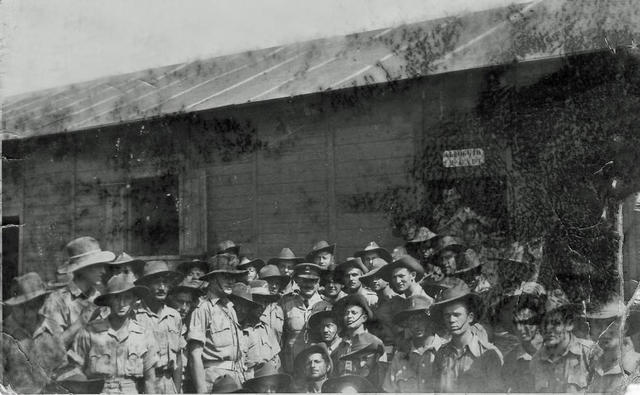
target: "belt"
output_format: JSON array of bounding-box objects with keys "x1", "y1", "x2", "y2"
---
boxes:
[{"x1": 203, "y1": 360, "x2": 236, "y2": 370}]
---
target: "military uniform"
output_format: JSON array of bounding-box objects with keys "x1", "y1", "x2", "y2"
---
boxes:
[
  {"x1": 501, "y1": 334, "x2": 542, "y2": 393},
  {"x1": 280, "y1": 291, "x2": 331, "y2": 374},
  {"x1": 383, "y1": 335, "x2": 446, "y2": 393},
  {"x1": 530, "y1": 334, "x2": 599, "y2": 392},
  {"x1": 348, "y1": 286, "x2": 378, "y2": 307},
  {"x1": 259, "y1": 301, "x2": 284, "y2": 344},
  {"x1": 588, "y1": 351, "x2": 640, "y2": 394},
  {"x1": 41, "y1": 281, "x2": 105, "y2": 340},
  {"x1": 69, "y1": 318, "x2": 158, "y2": 394},
  {"x1": 370, "y1": 290, "x2": 404, "y2": 346},
  {"x1": 188, "y1": 295, "x2": 245, "y2": 391},
  {"x1": 242, "y1": 322, "x2": 282, "y2": 380},
  {"x1": 1, "y1": 315, "x2": 67, "y2": 394},
  {"x1": 433, "y1": 331, "x2": 504, "y2": 392},
  {"x1": 332, "y1": 331, "x2": 384, "y2": 377},
  {"x1": 135, "y1": 304, "x2": 184, "y2": 393}
]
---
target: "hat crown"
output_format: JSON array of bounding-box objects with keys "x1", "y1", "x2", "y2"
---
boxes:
[
  {"x1": 295, "y1": 263, "x2": 322, "y2": 278},
  {"x1": 217, "y1": 240, "x2": 237, "y2": 252},
  {"x1": 249, "y1": 280, "x2": 271, "y2": 295},
  {"x1": 586, "y1": 298, "x2": 625, "y2": 318},
  {"x1": 364, "y1": 241, "x2": 381, "y2": 251},
  {"x1": 10, "y1": 272, "x2": 47, "y2": 298},
  {"x1": 231, "y1": 282, "x2": 254, "y2": 302},
  {"x1": 208, "y1": 255, "x2": 239, "y2": 272},
  {"x1": 407, "y1": 294, "x2": 433, "y2": 311},
  {"x1": 545, "y1": 288, "x2": 572, "y2": 312},
  {"x1": 437, "y1": 236, "x2": 464, "y2": 251},
  {"x1": 370, "y1": 257, "x2": 387, "y2": 270},
  {"x1": 113, "y1": 252, "x2": 135, "y2": 264},
  {"x1": 259, "y1": 264, "x2": 283, "y2": 277},
  {"x1": 105, "y1": 273, "x2": 137, "y2": 294},
  {"x1": 141, "y1": 260, "x2": 171, "y2": 276},
  {"x1": 435, "y1": 280, "x2": 472, "y2": 303},
  {"x1": 239, "y1": 257, "x2": 252, "y2": 265},
  {"x1": 277, "y1": 247, "x2": 297, "y2": 259},
  {"x1": 312, "y1": 240, "x2": 331, "y2": 251},
  {"x1": 411, "y1": 227, "x2": 437, "y2": 242},
  {"x1": 66, "y1": 236, "x2": 103, "y2": 259}
]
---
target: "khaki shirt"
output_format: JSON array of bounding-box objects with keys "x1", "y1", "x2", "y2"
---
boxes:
[
  {"x1": 2, "y1": 316, "x2": 67, "y2": 394},
  {"x1": 501, "y1": 334, "x2": 542, "y2": 393},
  {"x1": 41, "y1": 281, "x2": 102, "y2": 334},
  {"x1": 434, "y1": 331, "x2": 504, "y2": 392},
  {"x1": 383, "y1": 335, "x2": 446, "y2": 393},
  {"x1": 243, "y1": 322, "x2": 281, "y2": 371},
  {"x1": 531, "y1": 335, "x2": 599, "y2": 392},
  {"x1": 280, "y1": 292, "x2": 332, "y2": 373},
  {"x1": 370, "y1": 291, "x2": 404, "y2": 345},
  {"x1": 332, "y1": 331, "x2": 384, "y2": 377},
  {"x1": 69, "y1": 318, "x2": 158, "y2": 379},
  {"x1": 135, "y1": 304, "x2": 184, "y2": 369},
  {"x1": 259, "y1": 301, "x2": 284, "y2": 343},
  {"x1": 187, "y1": 296, "x2": 243, "y2": 364}
]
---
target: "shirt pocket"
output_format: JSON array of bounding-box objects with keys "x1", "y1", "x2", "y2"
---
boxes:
[
  {"x1": 565, "y1": 358, "x2": 589, "y2": 389},
  {"x1": 209, "y1": 326, "x2": 234, "y2": 348},
  {"x1": 286, "y1": 310, "x2": 305, "y2": 333},
  {"x1": 88, "y1": 349, "x2": 113, "y2": 376},
  {"x1": 125, "y1": 348, "x2": 145, "y2": 377},
  {"x1": 395, "y1": 369, "x2": 419, "y2": 392}
]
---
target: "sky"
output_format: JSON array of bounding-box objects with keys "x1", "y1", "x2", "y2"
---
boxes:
[{"x1": 2, "y1": 0, "x2": 529, "y2": 97}]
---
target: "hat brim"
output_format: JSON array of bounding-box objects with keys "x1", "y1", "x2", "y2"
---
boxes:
[
  {"x1": 322, "y1": 375, "x2": 374, "y2": 393},
  {"x1": 237, "y1": 260, "x2": 266, "y2": 272},
  {"x1": 354, "y1": 248, "x2": 392, "y2": 263},
  {"x1": 63, "y1": 251, "x2": 116, "y2": 273},
  {"x1": 308, "y1": 310, "x2": 338, "y2": 330},
  {"x1": 306, "y1": 244, "x2": 336, "y2": 261},
  {"x1": 431, "y1": 292, "x2": 483, "y2": 321},
  {"x1": 435, "y1": 244, "x2": 465, "y2": 256},
  {"x1": 244, "y1": 374, "x2": 291, "y2": 392},
  {"x1": 334, "y1": 295, "x2": 375, "y2": 321},
  {"x1": 259, "y1": 274, "x2": 290, "y2": 288},
  {"x1": 252, "y1": 293, "x2": 280, "y2": 304},
  {"x1": 294, "y1": 344, "x2": 333, "y2": 375},
  {"x1": 229, "y1": 294, "x2": 262, "y2": 310},
  {"x1": 379, "y1": 260, "x2": 424, "y2": 283},
  {"x1": 267, "y1": 257, "x2": 304, "y2": 266},
  {"x1": 218, "y1": 245, "x2": 241, "y2": 256},
  {"x1": 94, "y1": 286, "x2": 150, "y2": 306},
  {"x1": 177, "y1": 260, "x2": 209, "y2": 274},
  {"x1": 4, "y1": 289, "x2": 52, "y2": 306},
  {"x1": 134, "y1": 270, "x2": 184, "y2": 286},
  {"x1": 200, "y1": 269, "x2": 248, "y2": 281}
]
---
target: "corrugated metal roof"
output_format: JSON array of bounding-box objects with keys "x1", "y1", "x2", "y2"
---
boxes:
[{"x1": 3, "y1": 0, "x2": 639, "y2": 139}]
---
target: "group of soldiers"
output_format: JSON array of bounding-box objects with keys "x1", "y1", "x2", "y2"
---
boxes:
[{"x1": 3, "y1": 188, "x2": 640, "y2": 393}]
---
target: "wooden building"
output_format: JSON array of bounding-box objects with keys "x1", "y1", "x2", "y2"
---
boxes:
[{"x1": 2, "y1": 0, "x2": 639, "y2": 289}]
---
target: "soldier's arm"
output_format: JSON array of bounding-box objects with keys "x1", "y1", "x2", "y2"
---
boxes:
[
  {"x1": 62, "y1": 304, "x2": 96, "y2": 348},
  {"x1": 172, "y1": 317, "x2": 184, "y2": 392},
  {"x1": 143, "y1": 363, "x2": 157, "y2": 394},
  {"x1": 483, "y1": 349, "x2": 505, "y2": 392},
  {"x1": 143, "y1": 336, "x2": 159, "y2": 394},
  {"x1": 189, "y1": 341, "x2": 206, "y2": 394}
]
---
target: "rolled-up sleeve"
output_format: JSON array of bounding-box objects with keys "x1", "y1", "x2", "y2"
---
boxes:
[
  {"x1": 143, "y1": 336, "x2": 159, "y2": 372},
  {"x1": 188, "y1": 304, "x2": 208, "y2": 344},
  {"x1": 68, "y1": 328, "x2": 90, "y2": 368}
]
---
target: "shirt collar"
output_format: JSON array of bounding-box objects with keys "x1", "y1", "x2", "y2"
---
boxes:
[
  {"x1": 516, "y1": 334, "x2": 543, "y2": 361},
  {"x1": 412, "y1": 334, "x2": 446, "y2": 355},
  {"x1": 68, "y1": 281, "x2": 98, "y2": 299}
]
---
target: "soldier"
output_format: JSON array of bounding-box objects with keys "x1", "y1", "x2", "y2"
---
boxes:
[
  {"x1": 319, "y1": 264, "x2": 347, "y2": 304},
  {"x1": 308, "y1": 310, "x2": 342, "y2": 355},
  {"x1": 133, "y1": 260, "x2": 185, "y2": 393},
  {"x1": 586, "y1": 296, "x2": 640, "y2": 392},
  {"x1": 2, "y1": 273, "x2": 68, "y2": 394},
  {"x1": 353, "y1": 242, "x2": 392, "y2": 271},
  {"x1": 321, "y1": 374, "x2": 375, "y2": 393},
  {"x1": 216, "y1": 240, "x2": 241, "y2": 260},
  {"x1": 176, "y1": 259, "x2": 209, "y2": 281},
  {"x1": 256, "y1": 266, "x2": 288, "y2": 341},
  {"x1": 106, "y1": 252, "x2": 145, "y2": 282},
  {"x1": 293, "y1": 343, "x2": 334, "y2": 393},
  {"x1": 336, "y1": 339, "x2": 385, "y2": 389},
  {"x1": 432, "y1": 280, "x2": 504, "y2": 392},
  {"x1": 241, "y1": 365, "x2": 292, "y2": 393},
  {"x1": 332, "y1": 294, "x2": 384, "y2": 376},
  {"x1": 453, "y1": 249, "x2": 491, "y2": 293},
  {"x1": 359, "y1": 262, "x2": 404, "y2": 348},
  {"x1": 268, "y1": 248, "x2": 304, "y2": 294},
  {"x1": 434, "y1": 235, "x2": 465, "y2": 277},
  {"x1": 47, "y1": 267, "x2": 73, "y2": 291},
  {"x1": 461, "y1": 218, "x2": 499, "y2": 286},
  {"x1": 501, "y1": 293, "x2": 544, "y2": 393},
  {"x1": 380, "y1": 255, "x2": 431, "y2": 300},
  {"x1": 306, "y1": 240, "x2": 336, "y2": 269},
  {"x1": 335, "y1": 257, "x2": 378, "y2": 307},
  {"x1": 383, "y1": 295, "x2": 445, "y2": 393},
  {"x1": 41, "y1": 236, "x2": 115, "y2": 349},
  {"x1": 68, "y1": 273, "x2": 158, "y2": 394},
  {"x1": 188, "y1": 258, "x2": 248, "y2": 392},
  {"x1": 280, "y1": 263, "x2": 332, "y2": 374},
  {"x1": 404, "y1": 226, "x2": 439, "y2": 264},
  {"x1": 237, "y1": 257, "x2": 265, "y2": 282},
  {"x1": 229, "y1": 283, "x2": 281, "y2": 379}
]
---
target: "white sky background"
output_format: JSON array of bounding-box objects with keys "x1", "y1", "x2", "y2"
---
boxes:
[{"x1": 2, "y1": 0, "x2": 529, "y2": 97}]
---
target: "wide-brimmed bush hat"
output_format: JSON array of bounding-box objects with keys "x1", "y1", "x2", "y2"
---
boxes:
[{"x1": 62, "y1": 236, "x2": 115, "y2": 273}]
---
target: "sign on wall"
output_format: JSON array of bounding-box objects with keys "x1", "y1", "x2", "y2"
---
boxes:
[{"x1": 442, "y1": 148, "x2": 485, "y2": 168}]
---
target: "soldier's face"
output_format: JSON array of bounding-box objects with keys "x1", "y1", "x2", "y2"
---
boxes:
[
  {"x1": 246, "y1": 266, "x2": 258, "y2": 281},
  {"x1": 391, "y1": 267, "x2": 415, "y2": 293},
  {"x1": 110, "y1": 292, "x2": 135, "y2": 317},
  {"x1": 168, "y1": 291, "x2": 194, "y2": 320},
  {"x1": 212, "y1": 274, "x2": 235, "y2": 295},
  {"x1": 351, "y1": 352, "x2": 378, "y2": 377},
  {"x1": 188, "y1": 266, "x2": 205, "y2": 280},
  {"x1": 79, "y1": 264, "x2": 106, "y2": 286},
  {"x1": 344, "y1": 268, "x2": 363, "y2": 291},
  {"x1": 305, "y1": 353, "x2": 329, "y2": 379},
  {"x1": 443, "y1": 302, "x2": 474, "y2": 336},
  {"x1": 404, "y1": 314, "x2": 430, "y2": 338},
  {"x1": 440, "y1": 251, "x2": 457, "y2": 274},
  {"x1": 588, "y1": 318, "x2": 621, "y2": 350},
  {"x1": 324, "y1": 280, "x2": 343, "y2": 297},
  {"x1": 147, "y1": 276, "x2": 171, "y2": 301},
  {"x1": 320, "y1": 317, "x2": 339, "y2": 342},
  {"x1": 314, "y1": 252, "x2": 334, "y2": 268},
  {"x1": 362, "y1": 253, "x2": 378, "y2": 269},
  {"x1": 462, "y1": 223, "x2": 481, "y2": 248},
  {"x1": 513, "y1": 308, "x2": 539, "y2": 342},
  {"x1": 297, "y1": 277, "x2": 320, "y2": 297},
  {"x1": 278, "y1": 261, "x2": 295, "y2": 277},
  {"x1": 266, "y1": 279, "x2": 282, "y2": 295},
  {"x1": 370, "y1": 276, "x2": 388, "y2": 292},
  {"x1": 343, "y1": 305, "x2": 367, "y2": 329},
  {"x1": 541, "y1": 311, "x2": 573, "y2": 348},
  {"x1": 419, "y1": 244, "x2": 435, "y2": 260}
]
